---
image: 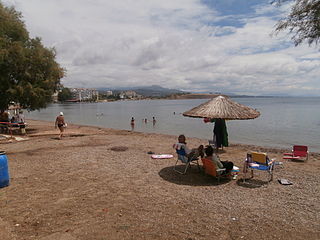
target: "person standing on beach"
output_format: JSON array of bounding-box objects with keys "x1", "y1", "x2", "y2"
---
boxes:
[
  {"x1": 55, "y1": 112, "x2": 66, "y2": 139},
  {"x1": 16, "y1": 110, "x2": 26, "y2": 134}
]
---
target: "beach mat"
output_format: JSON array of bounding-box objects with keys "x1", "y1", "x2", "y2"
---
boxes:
[{"x1": 151, "y1": 154, "x2": 173, "y2": 159}]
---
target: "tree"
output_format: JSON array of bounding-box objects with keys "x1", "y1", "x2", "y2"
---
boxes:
[
  {"x1": 0, "y1": 3, "x2": 64, "y2": 111},
  {"x1": 274, "y1": 0, "x2": 320, "y2": 47},
  {"x1": 58, "y1": 88, "x2": 73, "y2": 102}
]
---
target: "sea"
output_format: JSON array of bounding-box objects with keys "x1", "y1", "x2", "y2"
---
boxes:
[{"x1": 25, "y1": 97, "x2": 320, "y2": 152}]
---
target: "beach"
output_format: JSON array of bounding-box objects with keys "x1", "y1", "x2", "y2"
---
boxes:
[{"x1": 0, "y1": 119, "x2": 319, "y2": 240}]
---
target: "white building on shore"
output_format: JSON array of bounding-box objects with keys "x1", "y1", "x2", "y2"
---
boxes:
[{"x1": 70, "y1": 88, "x2": 99, "y2": 101}]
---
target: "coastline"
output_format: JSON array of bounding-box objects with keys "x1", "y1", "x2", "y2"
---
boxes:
[
  {"x1": 25, "y1": 98, "x2": 320, "y2": 153},
  {"x1": 24, "y1": 119, "x2": 320, "y2": 155},
  {"x1": 1, "y1": 119, "x2": 319, "y2": 240}
]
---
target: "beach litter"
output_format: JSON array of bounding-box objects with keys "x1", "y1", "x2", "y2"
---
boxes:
[
  {"x1": 14, "y1": 136, "x2": 29, "y2": 141},
  {"x1": 232, "y1": 166, "x2": 239, "y2": 179},
  {"x1": 278, "y1": 179, "x2": 293, "y2": 185},
  {"x1": 110, "y1": 146, "x2": 128, "y2": 152}
]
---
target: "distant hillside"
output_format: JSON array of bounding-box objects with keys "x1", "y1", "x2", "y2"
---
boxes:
[
  {"x1": 170, "y1": 93, "x2": 221, "y2": 99},
  {"x1": 98, "y1": 85, "x2": 186, "y2": 97},
  {"x1": 132, "y1": 85, "x2": 185, "y2": 97}
]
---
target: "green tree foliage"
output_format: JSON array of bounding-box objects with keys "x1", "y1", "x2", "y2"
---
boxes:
[
  {"x1": 274, "y1": 0, "x2": 320, "y2": 47},
  {"x1": 0, "y1": 3, "x2": 64, "y2": 111},
  {"x1": 58, "y1": 88, "x2": 73, "y2": 102}
]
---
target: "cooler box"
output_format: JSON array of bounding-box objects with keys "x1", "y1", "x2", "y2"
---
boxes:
[{"x1": 0, "y1": 151, "x2": 10, "y2": 188}]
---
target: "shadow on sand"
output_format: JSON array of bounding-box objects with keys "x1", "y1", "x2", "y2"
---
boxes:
[
  {"x1": 159, "y1": 165, "x2": 230, "y2": 186},
  {"x1": 51, "y1": 137, "x2": 61, "y2": 140},
  {"x1": 236, "y1": 178, "x2": 269, "y2": 188},
  {"x1": 25, "y1": 128, "x2": 38, "y2": 134}
]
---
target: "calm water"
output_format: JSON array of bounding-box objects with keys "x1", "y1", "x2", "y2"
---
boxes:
[{"x1": 25, "y1": 97, "x2": 320, "y2": 152}]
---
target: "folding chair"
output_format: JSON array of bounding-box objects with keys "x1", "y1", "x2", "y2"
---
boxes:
[
  {"x1": 244, "y1": 152, "x2": 275, "y2": 182},
  {"x1": 283, "y1": 145, "x2": 309, "y2": 161},
  {"x1": 201, "y1": 157, "x2": 227, "y2": 182},
  {"x1": 174, "y1": 148, "x2": 200, "y2": 174}
]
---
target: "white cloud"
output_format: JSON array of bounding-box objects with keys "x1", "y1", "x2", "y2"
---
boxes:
[{"x1": 2, "y1": 0, "x2": 320, "y2": 96}]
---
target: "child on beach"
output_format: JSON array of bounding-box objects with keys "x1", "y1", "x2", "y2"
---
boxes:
[{"x1": 173, "y1": 134, "x2": 204, "y2": 162}]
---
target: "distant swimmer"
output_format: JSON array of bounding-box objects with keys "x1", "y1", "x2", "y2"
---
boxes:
[
  {"x1": 144, "y1": 118, "x2": 147, "y2": 123},
  {"x1": 131, "y1": 117, "x2": 135, "y2": 131},
  {"x1": 152, "y1": 116, "x2": 156, "y2": 125}
]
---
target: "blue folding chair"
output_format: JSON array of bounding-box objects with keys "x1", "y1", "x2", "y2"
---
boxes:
[
  {"x1": 174, "y1": 148, "x2": 200, "y2": 174},
  {"x1": 244, "y1": 152, "x2": 275, "y2": 182}
]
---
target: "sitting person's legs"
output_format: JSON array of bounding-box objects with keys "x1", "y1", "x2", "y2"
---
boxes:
[
  {"x1": 221, "y1": 161, "x2": 234, "y2": 174},
  {"x1": 187, "y1": 145, "x2": 204, "y2": 160}
]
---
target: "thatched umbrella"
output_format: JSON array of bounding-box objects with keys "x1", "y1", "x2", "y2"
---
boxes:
[
  {"x1": 183, "y1": 95, "x2": 260, "y2": 120},
  {"x1": 183, "y1": 95, "x2": 260, "y2": 149}
]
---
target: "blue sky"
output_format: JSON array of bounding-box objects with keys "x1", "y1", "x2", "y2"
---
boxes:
[
  {"x1": 3, "y1": 0, "x2": 320, "y2": 96},
  {"x1": 203, "y1": 0, "x2": 263, "y2": 15}
]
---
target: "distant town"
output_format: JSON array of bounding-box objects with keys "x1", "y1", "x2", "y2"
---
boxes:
[
  {"x1": 53, "y1": 85, "x2": 191, "y2": 103},
  {"x1": 53, "y1": 86, "x2": 279, "y2": 103}
]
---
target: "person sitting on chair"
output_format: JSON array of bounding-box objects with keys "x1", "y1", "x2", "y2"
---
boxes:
[
  {"x1": 173, "y1": 134, "x2": 204, "y2": 162},
  {"x1": 204, "y1": 145, "x2": 233, "y2": 174},
  {"x1": 0, "y1": 110, "x2": 9, "y2": 133}
]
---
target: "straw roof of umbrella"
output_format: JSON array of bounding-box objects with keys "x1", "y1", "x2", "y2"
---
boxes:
[{"x1": 183, "y1": 95, "x2": 260, "y2": 120}]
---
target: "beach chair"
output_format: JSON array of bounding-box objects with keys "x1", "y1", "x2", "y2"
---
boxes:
[
  {"x1": 201, "y1": 157, "x2": 228, "y2": 182},
  {"x1": 244, "y1": 152, "x2": 275, "y2": 182},
  {"x1": 283, "y1": 145, "x2": 309, "y2": 161},
  {"x1": 174, "y1": 148, "x2": 200, "y2": 174}
]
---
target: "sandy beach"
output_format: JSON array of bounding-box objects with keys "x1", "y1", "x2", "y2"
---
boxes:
[{"x1": 0, "y1": 119, "x2": 319, "y2": 240}]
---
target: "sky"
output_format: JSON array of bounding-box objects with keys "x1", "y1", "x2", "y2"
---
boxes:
[{"x1": 2, "y1": 0, "x2": 320, "y2": 96}]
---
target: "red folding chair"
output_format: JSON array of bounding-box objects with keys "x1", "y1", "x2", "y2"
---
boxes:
[
  {"x1": 201, "y1": 157, "x2": 228, "y2": 182},
  {"x1": 283, "y1": 145, "x2": 309, "y2": 161}
]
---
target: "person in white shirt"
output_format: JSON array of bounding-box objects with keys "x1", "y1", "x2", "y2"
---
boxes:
[
  {"x1": 173, "y1": 134, "x2": 204, "y2": 162},
  {"x1": 16, "y1": 110, "x2": 26, "y2": 134}
]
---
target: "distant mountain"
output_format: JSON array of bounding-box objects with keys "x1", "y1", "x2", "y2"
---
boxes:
[
  {"x1": 98, "y1": 85, "x2": 186, "y2": 97},
  {"x1": 132, "y1": 85, "x2": 186, "y2": 97}
]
